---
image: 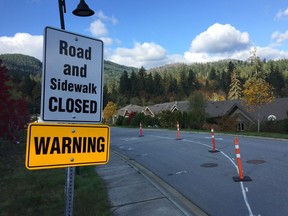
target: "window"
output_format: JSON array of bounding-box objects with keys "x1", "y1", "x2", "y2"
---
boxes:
[{"x1": 237, "y1": 122, "x2": 245, "y2": 131}]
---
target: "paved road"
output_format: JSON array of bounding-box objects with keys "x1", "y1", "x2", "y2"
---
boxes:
[{"x1": 110, "y1": 127, "x2": 288, "y2": 216}]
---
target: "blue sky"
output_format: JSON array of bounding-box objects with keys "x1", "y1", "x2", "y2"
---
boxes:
[{"x1": 1, "y1": 0, "x2": 288, "y2": 68}]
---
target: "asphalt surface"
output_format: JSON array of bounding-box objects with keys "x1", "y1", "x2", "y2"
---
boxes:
[
  {"x1": 96, "y1": 150, "x2": 208, "y2": 216},
  {"x1": 96, "y1": 127, "x2": 288, "y2": 216}
]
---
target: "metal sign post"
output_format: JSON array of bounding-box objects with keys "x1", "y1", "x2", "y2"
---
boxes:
[
  {"x1": 65, "y1": 167, "x2": 75, "y2": 216},
  {"x1": 23, "y1": 2, "x2": 104, "y2": 216}
]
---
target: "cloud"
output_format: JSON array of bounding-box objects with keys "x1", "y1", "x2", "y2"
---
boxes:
[
  {"x1": 95, "y1": 10, "x2": 118, "y2": 25},
  {"x1": 271, "y1": 30, "x2": 288, "y2": 45},
  {"x1": 1, "y1": 23, "x2": 288, "y2": 70},
  {"x1": 275, "y1": 8, "x2": 288, "y2": 20},
  {"x1": 190, "y1": 23, "x2": 250, "y2": 53},
  {"x1": 184, "y1": 23, "x2": 251, "y2": 62},
  {"x1": 108, "y1": 42, "x2": 178, "y2": 68},
  {"x1": 255, "y1": 46, "x2": 288, "y2": 60},
  {"x1": 89, "y1": 11, "x2": 119, "y2": 47},
  {"x1": 0, "y1": 33, "x2": 43, "y2": 60},
  {"x1": 89, "y1": 20, "x2": 108, "y2": 37}
]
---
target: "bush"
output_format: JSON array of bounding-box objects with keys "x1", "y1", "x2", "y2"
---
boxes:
[
  {"x1": 219, "y1": 116, "x2": 237, "y2": 132},
  {"x1": 115, "y1": 116, "x2": 124, "y2": 125},
  {"x1": 122, "y1": 117, "x2": 129, "y2": 126},
  {"x1": 260, "y1": 119, "x2": 288, "y2": 133}
]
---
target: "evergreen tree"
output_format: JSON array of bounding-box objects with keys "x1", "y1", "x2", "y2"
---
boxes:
[
  {"x1": 228, "y1": 71, "x2": 242, "y2": 100},
  {"x1": 130, "y1": 71, "x2": 138, "y2": 97},
  {"x1": 168, "y1": 76, "x2": 178, "y2": 95},
  {"x1": 178, "y1": 70, "x2": 188, "y2": 97},
  {"x1": 208, "y1": 67, "x2": 217, "y2": 80},
  {"x1": 187, "y1": 69, "x2": 200, "y2": 93},
  {"x1": 137, "y1": 66, "x2": 146, "y2": 94},
  {"x1": 103, "y1": 84, "x2": 109, "y2": 107},
  {"x1": 248, "y1": 48, "x2": 265, "y2": 79},
  {"x1": 145, "y1": 73, "x2": 154, "y2": 96},
  {"x1": 119, "y1": 71, "x2": 130, "y2": 95},
  {"x1": 153, "y1": 72, "x2": 164, "y2": 96},
  {"x1": 266, "y1": 63, "x2": 285, "y2": 97}
]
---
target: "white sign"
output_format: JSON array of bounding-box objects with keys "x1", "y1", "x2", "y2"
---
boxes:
[{"x1": 41, "y1": 26, "x2": 103, "y2": 123}]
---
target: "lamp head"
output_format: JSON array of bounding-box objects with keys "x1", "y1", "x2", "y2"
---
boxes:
[{"x1": 73, "y1": 0, "x2": 94, "y2": 17}]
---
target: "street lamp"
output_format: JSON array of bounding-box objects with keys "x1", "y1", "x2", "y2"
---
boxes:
[
  {"x1": 58, "y1": 0, "x2": 95, "y2": 30},
  {"x1": 73, "y1": 0, "x2": 95, "y2": 17}
]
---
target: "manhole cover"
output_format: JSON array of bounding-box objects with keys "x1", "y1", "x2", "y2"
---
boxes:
[
  {"x1": 246, "y1": 160, "x2": 266, "y2": 164},
  {"x1": 200, "y1": 163, "x2": 218, "y2": 168}
]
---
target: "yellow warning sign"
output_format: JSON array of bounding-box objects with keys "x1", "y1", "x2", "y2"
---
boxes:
[{"x1": 26, "y1": 123, "x2": 110, "y2": 170}]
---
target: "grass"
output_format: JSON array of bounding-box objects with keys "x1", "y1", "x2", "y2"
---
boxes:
[
  {"x1": 179, "y1": 128, "x2": 288, "y2": 140},
  {"x1": 233, "y1": 131, "x2": 288, "y2": 139},
  {"x1": 0, "y1": 133, "x2": 110, "y2": 216}
]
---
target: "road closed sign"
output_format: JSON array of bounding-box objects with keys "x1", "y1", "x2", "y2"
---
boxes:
[
  {"x1": 25, "y1": 123, "x2": 110, "y2": 170},
  {"x1": 41, "y1": 26, "x2": 104, "y2": 123}
]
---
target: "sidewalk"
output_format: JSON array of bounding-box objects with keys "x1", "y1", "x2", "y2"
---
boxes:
[
  {"x1": 96, "y1": 151, "x2": 207, "y2": 216},
  {"x1": 96, "y1": 151, "x2": 186, "y2": 215}
]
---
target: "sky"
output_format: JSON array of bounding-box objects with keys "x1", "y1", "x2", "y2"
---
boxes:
[{"x1": 1, "y1": 0, "x2": 288, "y2": 69}]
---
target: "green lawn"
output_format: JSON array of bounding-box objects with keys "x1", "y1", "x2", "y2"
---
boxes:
[{"x1": 0, "y1": 135, "x2": 110, "y2": 216}]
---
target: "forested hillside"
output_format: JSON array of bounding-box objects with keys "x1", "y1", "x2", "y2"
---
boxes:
[
  {"x1": 113, "y1": 58, "x2": 288, "y2": 106},
  {"x1": 2, "y1": 53, "x2": 288, "y2": 113},
  {"x1": 0, "y1": 54, "x2": 137, "y2": 90}
]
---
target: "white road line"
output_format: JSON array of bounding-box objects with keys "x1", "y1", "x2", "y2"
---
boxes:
[
  {"x1": 220, "y1": 151, "x2": 254, "y2": 216},
  {"x1": 148, "y1": 135, "x2": 255, "y2": 216}
]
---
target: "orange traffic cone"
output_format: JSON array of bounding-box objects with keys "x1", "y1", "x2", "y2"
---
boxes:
[
  {"x1": 177, "y1": 122, "x2": 181, "y2": 140},
  {"x1": 209, "y1": 127, "x2": 219, "y2": 153},
  {"x1": 232, "y1": 137, "x2": 252, "y2": 182},
  {"x1": 139, "y1": 122, "x2": 144, "y2": 137}
]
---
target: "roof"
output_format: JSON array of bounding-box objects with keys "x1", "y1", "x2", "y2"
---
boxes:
[
  {"x1": 250, "y1": 97, "x2": 288, "y2": 121},
  {"x1": 205, "y1": 100, "x2": 239, "y2": 117},
  {"x1": 116, "y1": 104, "x2": 143, "y2": 116},
  {"x1": 117, "y1": 98, "x2": 288, "y2": 122}
]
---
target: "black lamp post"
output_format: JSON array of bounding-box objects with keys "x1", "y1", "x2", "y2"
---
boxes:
[
  {"x1": 56, "y1": 1, "x2": 95, "y2": 215},
  {"x1": 58, "y1": 0, "x2": 95, "y2": 30}
]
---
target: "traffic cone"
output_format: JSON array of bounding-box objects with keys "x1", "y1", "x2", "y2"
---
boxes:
[
  {"x1": 209, "y1": 127, "x2": 219, "y2": 153},
  {"x1": 232, "y1": 137, "x2": 252, "y2": 182},
  {"x1": 139, "y1": 122, "x2": 144, "y2": 137},
  {"x1": 177, "y1": 122, "x2": 181, "y2": 140}
]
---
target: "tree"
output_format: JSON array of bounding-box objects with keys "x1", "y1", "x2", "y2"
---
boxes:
[
  {"x1": 0, "y1": 60, "x2": 11, "y2": 138},
  {"x1": 243, "y1": 78, "x2": 274, "y2": 108},
  {"x1": 228, "y1": 70, "x2": 242, "y2": 100},
  {"x1": 0, "y1": 60, "x2": 29, "y2": 141},
  {"x1": 220, "y1": 70, "x2": 231, "y2": 94},
  {"x1": 187, "y1": 69, "x2": 200, "y2": 93},
  {"x1": 248, "y1": 48, "x2": 265, "y2": 79},
  {"x1": 266, "y1": 63, "x2": 285, "y2": 97},
  {"x1": 130, "y1": 71, "x2": 138, "y2": 97},
  {"x1": 103, "y1": 101, "x2": 117, "y2": 124},
  {"x1": 243, "y1": 49, "x2": 274, "y2": 109},
  {"x1": 188, "y1": 92, "x2": 207, "y2": 129},
  {"x1": 119, "y1": 71, "x2": 130, "y2": 95},
  {"x1": 208, "y1": 67, "x2": 217, "y2": 80},
  {"x1": 178, "y1": 70, "x2": 188, "y2": 97},
  {"x1": 153, "y1": 72, "x2": 164, "y2": 97},
  {"x1": 137, "y1": 66, "x2": 146, "y2": 95},
  {"x1": 145, "y1": 73, "x2": 154, "y2": 96},
  {"x1": 31, "y1": 81, "x2": 41, "y2": 114}
]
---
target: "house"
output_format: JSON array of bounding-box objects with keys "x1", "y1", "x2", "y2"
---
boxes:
[{"x1": 116, "y1": 98, "x2": 288, "y2": 130}]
